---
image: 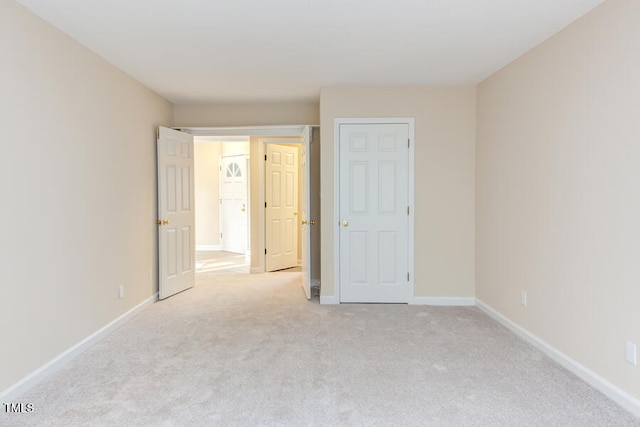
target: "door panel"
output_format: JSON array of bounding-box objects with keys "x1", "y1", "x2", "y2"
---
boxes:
[
  {"x1": 300, "y1": 127, "x2": 312, "y2": 298},
  {"x1": 158, "y1": 126, "x2": 195, "y2": 300},
  {"x1": 265, "y1": 144, "x2": 299, "y2": 272},
  {"x1": 339, "y1": 123, "x2": 409, "y2": 303}
]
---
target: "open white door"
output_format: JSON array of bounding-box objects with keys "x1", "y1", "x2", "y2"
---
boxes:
[
  {"x1": 265, "y1": 144, "x2": 299, "y2": 272},
  {"x1": 300, "y1": 127, "x2": 312, "y2": 299},
  {"x1": 157, "y1": 126, "x2": 195, "y2": 299}
]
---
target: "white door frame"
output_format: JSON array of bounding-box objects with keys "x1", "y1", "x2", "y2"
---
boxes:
[{"x1": 333, "y1": 118, "x2": 415, "y2": 303}]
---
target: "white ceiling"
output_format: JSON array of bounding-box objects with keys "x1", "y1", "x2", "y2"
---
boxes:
[{"x1": 16, "y1": 0, "x2": 605, "y2": 104}]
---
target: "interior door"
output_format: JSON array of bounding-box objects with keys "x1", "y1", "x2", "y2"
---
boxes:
[
  {"x1": 265, "y1": 144, "x2": 299, "y2": 272},
  {"x1": 220, "y1": 154, "x2": 248, "y2": 254},
  {"x1": 300, "y1": 127, "x2": 312, "y2": 299},
  {"x1": 339, "y1": 123, "x2": 410, "y2": 303},
  {"x1": 157, "y1": 126, "x2": 195, "y2": 300}
]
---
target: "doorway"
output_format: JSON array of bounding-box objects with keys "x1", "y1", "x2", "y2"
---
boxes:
[
  {"x1": 194, "y1": 136, "x2": 251, "y2": 275},
  {"x1": 184, "y1": 125, "x2": 320, "y2": 299}
]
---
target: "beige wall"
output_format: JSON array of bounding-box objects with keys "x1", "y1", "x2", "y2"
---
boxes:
[
  {"x1": 320, "y1": 87, "x2": 476, "y2": 299},
  {"x1": 174, "y1": 103, "x2": 319, "y2": 127},
  {"x1": 194, "y1": 142, "x2": 221, "y2": 248},
  {"x1": 222, "y1": 140, "x2": 250, "y2": 157},
  {"x1": 0, "y1": 1, "x2": 173, "y2": 393},
  {"x1": 476, "y1": 0, "x2": 640, "y2": 401}
]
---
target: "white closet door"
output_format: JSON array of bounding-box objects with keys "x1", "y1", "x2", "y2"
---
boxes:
[{"x1": 339, "y1": 123, "x2": 409, "y2": 303}]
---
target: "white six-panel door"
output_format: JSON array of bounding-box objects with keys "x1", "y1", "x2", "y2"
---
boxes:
[
  {"x1": 265, "y1": 144, "x2": 299, "y2": 272},
  {"x1": 220, "y1": 154, "x2": 248, "y2": 254},
  {"x1": 157, "y1": 126, "x2": 195, "y2": 300},
  {"x1": 339, "y1": 123, "x2": 410, "y2": 303}
]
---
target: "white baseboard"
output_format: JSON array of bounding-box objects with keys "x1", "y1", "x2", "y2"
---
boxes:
[
  {"x1": 0, "y1": 293, "x2": 157, "y2": 402},
  {"x1": 475, "y1": 299, "x2": 640, "y2": 418},
  {"x1": 320, "y1": 295, "x2": 339, "y2": 305},
  {"x1": 319, "y1": 295, "x2": 476, "y2": 306},
  {"x1": 411, "y1": 297, "x2": 476, "y2": 306},
  {"x1": 196, "y1": 245, "x2": 221, "y2": 251}
]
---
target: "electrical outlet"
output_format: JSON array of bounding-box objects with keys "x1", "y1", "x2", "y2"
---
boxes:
[
  {"x1": 626, "y1": 341, "x2": 637, "y2": 366},
  {"x1": 520, "y1": 291, "x2": 527, "y2": 306},
  {"x1": 118, "y1": 285, "x2": 124, "y2": 299}
]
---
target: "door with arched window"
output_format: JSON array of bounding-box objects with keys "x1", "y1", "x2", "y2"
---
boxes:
[{"x1": 220, "y1": 154, "x2": 248, "y2": 254}]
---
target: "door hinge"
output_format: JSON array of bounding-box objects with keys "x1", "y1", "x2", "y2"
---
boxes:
[
  {"x1": 220, "y1": 233, "x2": 223, "y2": 238},
  {"x1": 407, "y1": 206, "x2": 410, "y2": 215},
  {"x1": 157, "y1": 128, "x2": 160, "y2": 140},
  {"x1": 408, "y1": 138, "x2": 410, "y2": 148},
  {"x1": 265, "y1": 202, "x2": 267, "y2": 208},
  {"x1": 407, "y1": 272, "x2": 410, "y2": 281},
  {"x1": 264, "y1": 154, "x2": 267, "y2": 161},
  {"x1": 265, "y1": 248, "x2": 267, "y2": 255}
]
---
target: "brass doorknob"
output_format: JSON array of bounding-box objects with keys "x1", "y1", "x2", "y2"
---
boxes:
[
  {"x1": 241, "y1": 204, "x2": 246, "y2": 212},
  {"x1": 309, "y1": 219, "x2": 316, "y2": 225},
  {"x1": 342, "y1": 221, "x2": 349, "y2": 227},
  {"x1": 157, "y1": 219, "x2": 169, "y2": 225}
]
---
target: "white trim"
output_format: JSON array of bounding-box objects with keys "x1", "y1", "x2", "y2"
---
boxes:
[
  {"x1": 320, "y1": 295, "x2": 340, "y2": 305},
  {"x1": 411, "y1": 297, "x2": 476, "y2": 306},
  {"x1": 196, "y1": 245, "x2": 221, "y2": 251},
  {"x1": 476, "y1": 299, "x2": 640, "y2": 418},
  {"x1": 257, "y1": 141, "x2": 265, "y2": 273},
  {"x1": 407, "y1": 119, "x2": 415, "y2": 306},
  {"x1": 176, "y1": 125, "x2": 313, "y2": 137},
  {"x1": 0, "y1": 294, "x2": 157, "y2": 402},
  {"x1": 333, "y1": 118, "x2": 415, "y2": 303}
]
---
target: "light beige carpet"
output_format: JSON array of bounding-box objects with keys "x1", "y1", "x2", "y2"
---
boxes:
[{"x1": 3, "y1": 270, "x2": 639, "y2": 426}]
